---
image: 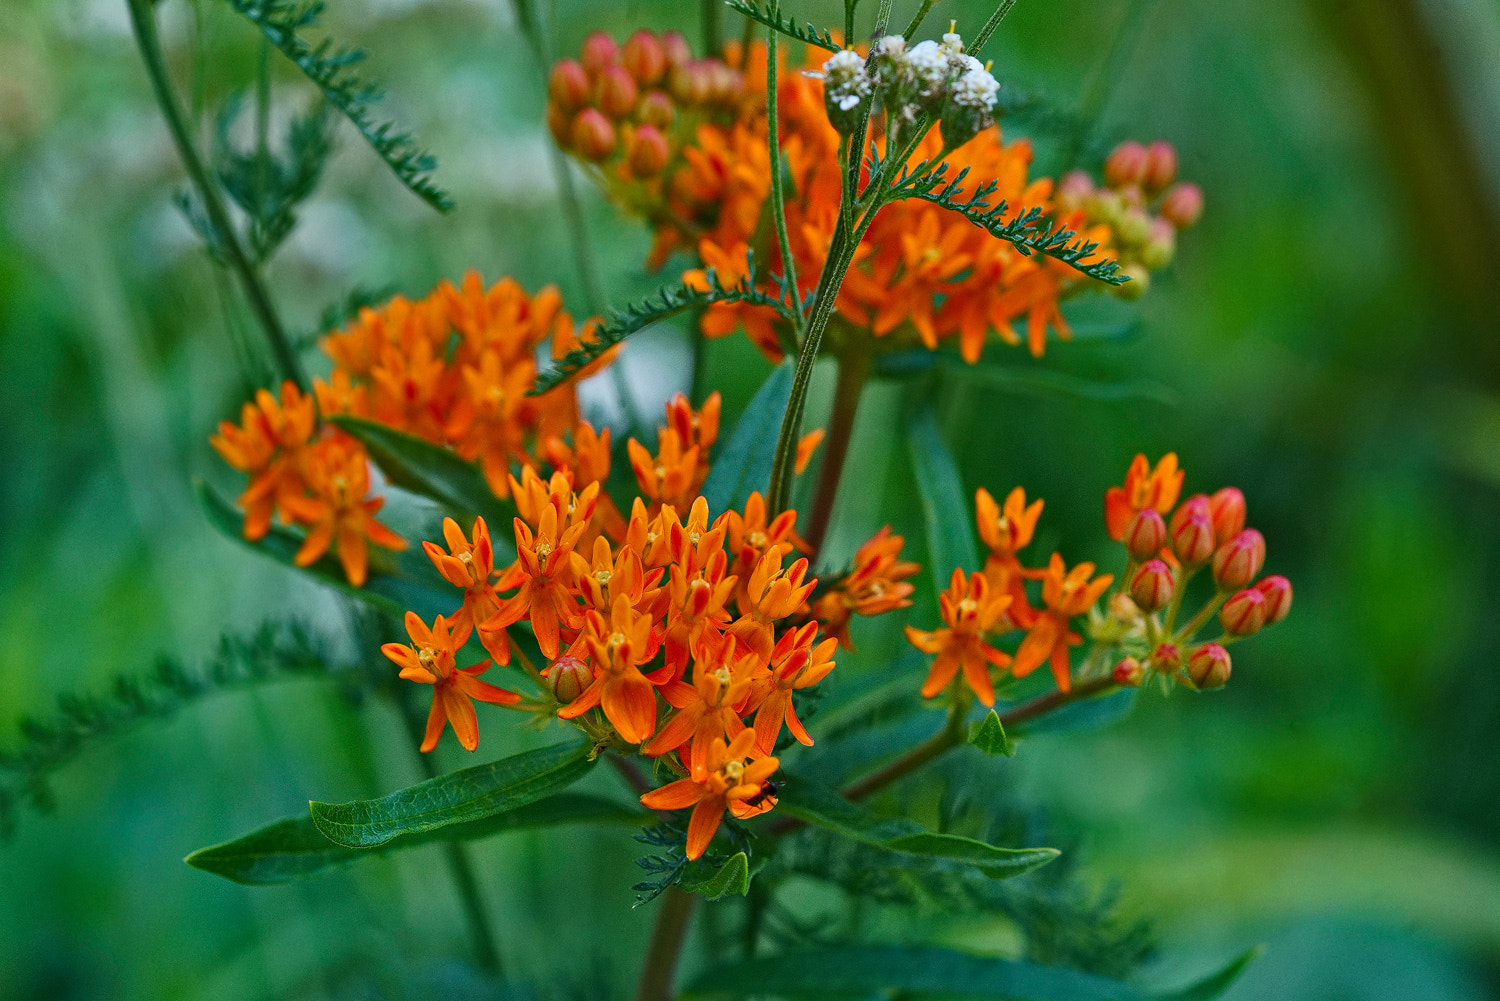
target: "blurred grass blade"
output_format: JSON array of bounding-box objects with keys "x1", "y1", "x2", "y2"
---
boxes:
[
  {"x1": 678, "y1": 851, "x2": 751, "y2": 900},
  {"x1": 186, "y1": 794, "x2": 639, "y2": 885},
  {"x1": 942, "y1": 358, "x2": 1177, "y2": 405},
  {"x1": 907, "y1": 404, "x2": 981, "y2": 600},
  {"x1": 701, "y1": 361, "x2": 795, "y2": 513},
  {"x1": 330, "y1": 415, "x2": 510, "y2": 525},
  {"x1": 775, "y1": 774, "x2": 1057, "y2": 879},
  {"x1": 310, "y1": 741, "x2": 594, "y2": 848},
  {"x1": 1154, "y1": 947, "x2": 1263, "y2": 1001}
]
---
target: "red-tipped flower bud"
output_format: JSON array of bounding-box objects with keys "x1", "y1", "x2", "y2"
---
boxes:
[
  {"x1": 626, "y1": 124, "x2": 670, "y2": 177},
  {"x1": 547, "y1": 105, "x2": 573, "y2": 147},
  {"x1": 580, "y1": 31, "x2": 618, "y2": 73},
  {"x1": 1160, "y1": 182, "x2": 1204, "y2": 229},
  {"x1": 1169, "y1": 494, "x2": 1211, "y2": 534},
  {"x1": 571, "y1": 108, "x2": 616, "y2": 161},
  {"x1": 1171, "y1": 512, "x2": 1215, "y2": 565},
  {"x1": 1255, "y1": 575, "x2": 1292, "y2": 625},
  {"x1": 1113, "y1": 656, "x2": 1144, "y2": 687},
  {"x1": 638, "y1": 90, "x2": 675, "y2": 129},
  {"x1": 597, "y1": 65, "x2": 639, "y2": 120},
  {"x1": 1130, "y1": 559, "x2": 1175, "y2": 613},
  {"x1": 1149, "y1": 642, "x2": 1181, "y2": 673},
  {"x1": 1055, "y1": 169, "x2": 1094, "y2": 213},
  {"x1": 622, "y1": 30, "x2": 668, "y2": 86},
  {"x1": 1117, "y1": 206, "x2": 1151, "y2": 246},
  {"x1": 1105, "y1": 140, "x2": 1148, "y2": 188},
  {"x1": 1123, "y1": 508, "x2": 1167, "y2": 561},
  {"x1": 548, "y1": 58, "x2": 590, "y2": 112},
  {"x1": 1208, "y1": 487, "x2": 1246, "y2": 543},
  {"x1": 1143, "y1": 140, "x2": 1178, "y2": 192},
  {"x1": 668, "y1": 59, "x2": 712, "y2": 106},
  {"x1": 1212, "y1": 529, "x2": 1265, "y2": 591},
  {"x1": 1140, "y1": 218, "x2": 1177, "y2": 269},
  {"x1": 548, "y1": 655, "x2": 592, "y2": 704},
  {"x1": 660, "y1": 30, "x2": 692, "y2": 69},
  {"x1": 1220, "y1": 588, "x2": 1266, "y2": 637},
  {"x1": 1187, "y1": 643, "x2": 1232, "y2": 689}
]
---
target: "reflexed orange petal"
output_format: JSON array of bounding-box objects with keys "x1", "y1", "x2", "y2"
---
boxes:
[{"x1": 685, "y1": 796, "x2": 725, "y2": 860}]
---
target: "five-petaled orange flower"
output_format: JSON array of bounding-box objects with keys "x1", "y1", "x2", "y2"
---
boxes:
[
  {"x1": 1013, "y1": 554, "x2": 1114, "y2": 692},
  {"x1": 558, "y1": 594, "x2": 664, "y2": 744},
  {"x1": 381, "y1": 611, "x2": 520, "y2": 752},
  {"x1": 1104, "y1": 453, "x2": 1184, "y2": 541},
  {"x1": 975, "y1": 486, "x2": 1045, "y2": 625},
  {"x1": 286, "y1": 437, "x2": 406, "y2": 587},
  {"x1": 423, "y1": 516, "x2": 511, "y2": 665},
  {"x1": 488, "y1": 503, "x2": 588, "y2": 659},
  {"x1": 905, "y1": 570, "x2": 1014, "y2": 706},
  {"x1": 639, "y1": 729, "x2": 780, "y2": 860}
]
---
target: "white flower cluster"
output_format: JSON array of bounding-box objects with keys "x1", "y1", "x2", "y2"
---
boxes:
[{"x1": 820, "y1": 48, "x2": 872, "y2": 112}]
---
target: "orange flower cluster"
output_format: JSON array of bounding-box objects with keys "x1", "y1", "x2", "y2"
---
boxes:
[
  {"x1": 906, "y1": 485, "x2": 1113, "y2": 702},
  {"x1": 212, "y1": 274, "x2": 607, "y2": 584}
]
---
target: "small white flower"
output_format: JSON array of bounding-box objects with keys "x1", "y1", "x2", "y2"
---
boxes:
[
  {"x1": 941, "y1": 31, "x2": 964, "y2": 53},
  {"x1": 872, "y1": 35, "x2": 906, "y2": 59},
  {"x1": 950, "y1": 65, "x2": 999, "y2": 111}
]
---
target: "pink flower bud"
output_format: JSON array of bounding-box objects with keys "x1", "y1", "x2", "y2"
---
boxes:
[
  {"x1": 1056, "y1": 169, "x2": 1094, "y2": 213},
  {"x1": 668, "y1": 60, "x2": 712, "y2": 106},
  {"x1": 1140, "y1": 218, "x2": 1176, "y2": 269},
  {"x1": 1169, "y1": 494, "x2": 1210, "y2": 534},
  {"x1": 660, "y1": 30, "x2": 693, "y2": 69},
  {"x1": 571, "y1": 108, "x2": 617, "y2": 161},
  {"x1": 1171, "y1": 513, "x2": 1215, "y2": 566},
  {"x1": 1150, "y1": 642, "x2": 1181, "y2": 673},
  {"x1": 1123, "y1": 508, "x2": 1167, "y2": 561},
  {"x1": 1212, "y1": 529, "x2": 1265, "y2": 591},
  {"x1": 637, "y1": 90, "x2": 676, "y2": 129},
  {"x1": 1220, "y1": 588, "x2": 1266, "y2": 637},
  {"x1": 1160, "y1": 182, "x2": 1204, "y2": 228},
  {"x1": 1255, "y1": 575, "x2": 1292, "y2": 625},
  {"x1": 1113, "y1": 656, "x2": 1144, "y2": 686},
  {"x1": 1143, "y1": 140, "x2": 1178, "y2": 192},
  {"x1": 622, "y1": 30, "x2": 668, "y2": 86},
  {"x1": 580, "y1": 31, "x2": 619, "y2": 73},
  {"x1": 548, "y1": 656, "x2": 593, "y2": 704},
  {"x1": 1130, "y1": 559, "x2": 1174, "y2": 612},
  {"x1": 1105, "y1": 140, "x2": 1148, "y2": 188},
  {"x1": 1208, "y1": 487, "x2": 1246, "y2": 544},
  {"x1": 597, "y1": 65, "x2": 640, "y2": 120},
  {"x1": 626, "y1": 125, "x2": 670, "y2": 177},
  {"x1": 548, "y1": 58, "x2": 590, "y2": 112},
  {"x1": 1187, "y1": 643, "x2": 1232, "y2": 689}
]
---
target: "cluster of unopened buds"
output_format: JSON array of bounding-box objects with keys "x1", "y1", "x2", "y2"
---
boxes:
[{"x1": 1055, "y1": 140, "x2": 1204, "y2": 298}]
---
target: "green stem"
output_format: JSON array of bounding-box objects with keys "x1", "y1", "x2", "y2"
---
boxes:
[
  {"x1": 873, "y1": 0, "x2": 897, "y2": 36},
  {"x1": 843, "y1": 700, "x2": 965, "y2": 801},
  {"x1": 972, "y1": 0, "x2": 1021, "y2": 53},
  {"x1": 634, "y1": 888, "x2": 699, "y2": 1001},
  {"x1": 765, "y1": 18, "x2": 804, "y2": 331},
  {"x1": 804, "y1": 344, "x2": 870, "y2": 556},
  {"x1": 903, "y1": 0, "x2": 939, "y2": 39},
  {"x1": 844, "y1": 0, "x2": 859, "y2": 40},
  {"x1": 702, "y1": 0, "x2": 722, "y2": 55},
  {"x1": 1175, "y1": 592, "x2": 1226, "y2": 643},
  {"x1": 126, "y1": 0, "x2": 304, "y2": 390}
]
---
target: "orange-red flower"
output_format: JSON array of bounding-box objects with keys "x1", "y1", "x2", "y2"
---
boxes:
[
  {"x1": 905, "y1": 570, "x2": 1013, "y2": 706},
  {"x1": 423, "y1": 516, "x2": 511, "y2": 664},
  {"x1": 489, "y1": 503, "x2": 588, "y2": 659},
  {"x1": 644, "y1": 631, "x2": 757, "y2": 777},
  {"x1": 811, "y1": 526, "x2": 918, "y2": 649},
  {"x1": 558, "y1": 594, "x2": 664, "y2": 744},
  {"x1": 684, "y1": 240, "x2": 787, "y2": 360},
  {"x1": 381, "y1": 611, "x2": 520, "y2": 752},
  {"x1": 285, "y1": 436, "x2": 406, "y2": 587},
  {"x1": 751, "y1": 621, "x2": 836, "y2": 753},
  {"x1": 1104, "y1": 453, "x2": 1184, "y2": 541},
  {"x1": 1012, "y1": 554, "x2": 1114, "y2": 692},
  {"x1": 639, "y1": 729, "x2": 779, "y2": 860},
  {"x1": 209, "y1": 381, "x2": 316, "y2": 541},
  {"x1": 975, "y1": 486, "x2": 1045, "y2": 625}
]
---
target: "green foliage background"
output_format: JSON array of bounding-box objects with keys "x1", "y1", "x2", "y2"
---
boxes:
[{"x1": 2, "y1": 0, "x2": 1498, "y2": 997}]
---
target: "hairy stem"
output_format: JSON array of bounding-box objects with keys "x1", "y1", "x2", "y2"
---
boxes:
[
  {"x1": 127, "y1": 0, "x2": 304, "y2": 389},
  {"x1": 902, "y1": 0, "x2": 938, "y2": 39},
  {"x1": 805, "y1": 344, "x2": 870, "y2": 556},
  {"x1": 972, "y1": 0, "x2": 1021, "y2": 53},
  {"x1": 635, "y1": 888, "x2": 699, "y2": 1001},
  {"x1": 702, "y1": 0, "x2": 722, "y2": 55}
]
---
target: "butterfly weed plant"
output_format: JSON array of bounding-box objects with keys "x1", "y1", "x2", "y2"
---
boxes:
[{"x1": 10, "y1": 1, "x2": 1285, "y2": 998}]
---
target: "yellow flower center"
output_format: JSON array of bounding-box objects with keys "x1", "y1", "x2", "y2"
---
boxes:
[
  {"x1": 722, "y1": 760, "x2": 744, "y2": 782},
  {"x1": 418, "y1": 647, "x2": 438, "y2": 674},
  {"x1": 749, "y1": 530, "x2": 767, "y2": 549},
  {"x1": 713, "y1": 666, "x2": 732, "y2": 686},
  {"x1": 534, "y1": 542, "x2": 553, "y2": 564}
]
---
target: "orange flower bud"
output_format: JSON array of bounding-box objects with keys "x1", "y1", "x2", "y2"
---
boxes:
[
  {"x1": 1208, "y1": 487, "x2": 1246, "y2": 543},
  {"x1": 1220, "y1": 588, "x2": 1266, "y2": 637},
  {"x1": 581, "y1": 31, "x2": 618, "y2": 73},
  {"x1": 1123, "y1": 508, "x2": 1167, "y2": 561},
  {"x1": 548, "y1": 655, "x2": 592, "y2": 704},
  {"x1": 571, "y1": 108, "x2": 617, "y2": 161},
  {"x1": 1255, "y1": 575, "x2": 1292, "y2": 625},
  {"x1": 1129, "y1": 559, "x2": 1174, "y2": 612},
  {"x1": 1104, "y1": 140, "x2": 1148, "y2": 188},
  {"x1": 626, "y1": 125, "x2": 670, "y2": 177},
  {"x1": 1113, "y1": 656, "x2": 1144, "y2": 686},
  {"x1": 622, "y1": 30, "x2": 668, "y2": 86},
  {"x1": 638, "y1": 90, "x2": 675, "y2": 129},
  {"x1": 1169, "y1": 496, "x2": 1215, "y2": 565},
  {"x1": 1149, "y1": 642, "x2": 1181, "y2": 673},
  {"x1": 1186, "y1": 643, "x2": 1231, "y2": 689},
  {"x1": 547, "y1": 105, "x2": 574, "y2": 147},
  {"x1": 668, "y1": 60, "x2": 712, "y2": 106},
  {"x1": 1117, "y1": 206, "x2": 1151, "y2": 246},
  {"x1": 597, "y1": 65, "x2": 640, "y2": 120},
  {"x1": 1212, "y1": 529, "x2": 1265, "y2": 591},
  {"x1": 1143, "y1": 140, "x2": 1178, "y2": 192},
  {"x1": 1160, "y1": 181, "x2": 1204, "y2": 228},
  {"x1": 661, "y1": 30, "x2": 692, "y2": 68},
  {"x1": 548, "y1": 58, "x2": 590, "y2": 112}
]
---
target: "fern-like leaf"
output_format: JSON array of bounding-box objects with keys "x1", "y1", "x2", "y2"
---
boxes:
[
  {"x1": 223, "y1": 0, "x2": 453, "y2": 212},
  {"x1": 726, "y1": 0, "x2": 839, "y2": 53},
  {"x1": 889, "y1": 162, "x2": 1127, "y2": 285},
  {"x1": 530, "y1": 253, "x2": 795, "y2": 395}
]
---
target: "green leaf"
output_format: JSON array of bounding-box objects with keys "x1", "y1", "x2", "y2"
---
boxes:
[
  {"x1": 329, "y1": 416, "x2": 509, "y2": 526},
  {"x1": 1155, "y1": 947, "x2": 1262, "y2": 1001},
  {"x1": 907, "y1": 404, "x2": 981, "y2": 600},
  {"x1": 701, "y1": 361, "x2": 795, "y2": 514},
  {"x1": 941, "y1": 359, "x2": 1177, "y2": 406},
  {"x1": 310, "y1": 741, "x2": 594, "y2": 848},
  {"x1": 724, "y1": 0, "x2": 840, "y2": 52},
  {"x1": 775, "y1": 774, "x2": 1056, "y2": 880},
  {"x1": 186, "y1": 794, "x2": 639, "y2": 885},
  {"x1": 678, "y1": 851, "x2": 751, "y2": 900},
  {"x1": 969, "y1": 710, "x2": 1016, "y2": 756}
]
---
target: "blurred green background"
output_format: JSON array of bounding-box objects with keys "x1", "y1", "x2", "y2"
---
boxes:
[{"x1": 2, "y1": 0, "x2": 1499, "y2": 998}]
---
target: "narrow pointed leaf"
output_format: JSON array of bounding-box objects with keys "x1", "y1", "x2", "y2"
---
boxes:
[
  {"x1": 969, "y1": 710, "x2": 1016, "y2": 756},
  {"x1": 310, "y1": 741, "x2": 594, "y2": 848},
  {"x1": 187, "y1": 794, "x2": 639, "y2": 885},
  {"x1": 678, "y1": 851, "x2": 751, "y2": 900},
  {"x1": 1153, "y1": 947, "x2": 1262, "y2": 1001},
  {"x1": 329, "y1": 416, "x2": 509, "y2": 525},
  {"x1": 907, "y1": 404, "x2": 981, "y2": 600},
  {"x1": 941, "y1": 359, "x2": 1176, "y2": 405},
  {"x1": 775, "y1": 774, "x2": 1056, "y2": 879},
  {"x1": 701, "y1": 361, "x2": 795, "y2": 514}
]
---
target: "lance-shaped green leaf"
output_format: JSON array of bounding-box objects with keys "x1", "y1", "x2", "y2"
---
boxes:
[
  {"x1": 683, "y1": 944, "x2": 1261, "y2": 1000},
  {"x1": 678, "y1": 851, "x2": 752, "y2": 901},
  {"x1": 774, "y1": 774, "x2": 1056, "y2": 879},
  {"x1": 969, "y1": 710, "x2": 1016, "y2": 756},
  {"x1": 907, "y1": 405, "x2": 981, "y2": 601},
  {"x1": 187, "y1": 794, "x2": 640, "y2": 885},
  {"x1": 700, "y1": 361, "x2": 795, "y2": 514},
  {"x1": 310, "y1": 741, "x2": 594, "y2": 848},
  {"x1": 329, "y1": 416, "x2": 509, "y2": 526}
]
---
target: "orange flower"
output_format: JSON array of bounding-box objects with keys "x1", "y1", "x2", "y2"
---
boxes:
[
  {"x1": 423, "y1": 516, "x2": 510, "y2": 664},
  {"x1": 285, "y1": 436, "x2": 406, "y2": 587},
  {"x1": 488, "y1": 503, "x2": 587, "y2": 659},
  {"x1": 1104, "y1": 453, "x2": 1184, "y2": 541},
  {"x1": 643, "y1": 631, "x2": 757, "y2": 777},
  {"x1": 558, "y1": 594, "x2": 664, "y2": 744},
  {"x1": 1013, "y1": 554, "x2": 1114, "y2": 692},
  {"x1": 751, "y1": 621, "x2": 836, "y2": 753},
  {"x1": 730, "y1": 548, "x2": 816, "y2": 658},
  {"x1": 904, "y1": 570, "x2": 1013, "y2": 706},
  {"x1": 209, "y1": 381, "x2": 316, "y2": 541},
  {"x1": 639, "y1": 729, "x2": 779, "y2": 860},
  {"x1": 571, "y1": 534, "x2": 662, "y2": 613},
  {"x1": 381, "y1": 611, "x2": 520, "y2": 752},
  {"x1": 795, "y1": 428, "x2": 824, "y2": 475},
  {"x1": 812, "y1": 526, "x2": 918, "y2": 649},
  {"x1": 628, "y1": 429, "x2": 702, "y2": 512},
  {"x1": 975, "y1": 486, "x2": 1045, "y2": 625},
  {"x1": 684, "y1": 240, "x2": 786, "y2": 360},
  {"x1": 661, "y1": 546, "x2": 738, "y2": 679},
  {"x1": 723, "y1": 491, "x2": 800, "y2": 579}
]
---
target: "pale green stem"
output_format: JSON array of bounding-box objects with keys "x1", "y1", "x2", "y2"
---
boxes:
[{"x1": 765, "y1": 14, "x2": 804, "y2": 329}]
